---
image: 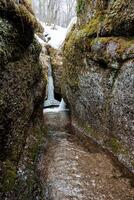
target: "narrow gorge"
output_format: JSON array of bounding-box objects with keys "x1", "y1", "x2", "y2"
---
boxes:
[{"x1": 0, "y1": 0, "x2": 134, "y2": 199}]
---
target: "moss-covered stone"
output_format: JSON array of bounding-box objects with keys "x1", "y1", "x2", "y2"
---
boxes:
[
  {"x1": 105, "y1": 138, "x2": 123, "y2": 153},
  {"x1": 12, "y1": 119, "x2": 46, "y2": 200},
  {"x1": 76, "y1": 0, "x2": 109, "y2": 25},
  {"x1": 76, "y1": 0, "x2": 85, "y2": 14},
  {"x1": 0, "y1": 160, "x2": 17, "y2": 193},
  {"x1": 100, "y1": 0, "x2": 134, "y2": 36},
  {"x1": 62, "y1": 0, "x2": 134, "y2": 173},
  {"x1": 0, "y1": 1, "x2": 46, "y2": 197},
  {"x1": 0, "y1": 0, "x2": 40, "y2": 31}
]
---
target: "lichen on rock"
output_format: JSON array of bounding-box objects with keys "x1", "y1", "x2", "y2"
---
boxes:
[
  {"x1": 0, "y1": 0, "x2": 46, "y2": 197},
  {"x1": 62, "y1": 0, "x2": 134, "y2": 173}
]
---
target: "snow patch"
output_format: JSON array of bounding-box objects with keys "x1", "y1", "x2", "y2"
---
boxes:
[
  {"x1": 35, "y1": 18, "x2": 77, "y2": 49},
  {"x1": 40, "y1": 22, "x2": 67, "y2": 49},
  {"x1": 35, "y1": 34, "x2": 46, "y2": 45},
  {"x1": 66, "y1": 17, "x2": 77, "y2": 36}
]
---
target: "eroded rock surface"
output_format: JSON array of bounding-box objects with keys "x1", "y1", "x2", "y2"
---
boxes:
[
  {"x1": 0, "y1": 1, "x2": 45, "y2": 197},
  {"x1": 62, "y1": 0, "x2": 134, "y2": 172}
]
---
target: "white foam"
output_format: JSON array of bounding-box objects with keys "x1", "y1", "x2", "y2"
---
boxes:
[{"x1": 44, "y1": 99, "x2": 69, "y2": 113}]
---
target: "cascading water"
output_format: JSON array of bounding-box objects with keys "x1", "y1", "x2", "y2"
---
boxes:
[
  {"x1": 44, "y1": 98, "x2": 68, "y2": 113},
  {"x1": 40, "y1": 103, "x2": 134, "y2": 200},
  {"x1": 44, "y1": 60, "x2": 60, "y2": 108},
  {"x1": 58, "y1": 98, "x2": 66, "y2": 110},
  {"x1": 44, "y1": 59, "x2": 68, "y2": 112}
]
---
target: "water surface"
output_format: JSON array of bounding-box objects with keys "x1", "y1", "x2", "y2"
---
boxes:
[{"x1": 38, "y1": 111, "x2": 134, "y2": 200}]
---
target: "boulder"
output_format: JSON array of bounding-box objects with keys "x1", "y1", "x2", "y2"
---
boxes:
[
  {"x1": 0, "y1": 0, "x2": 46, "y2": 195},
  {"x1": 62, "y1": 0, "x2": 134, "y2": 172}
]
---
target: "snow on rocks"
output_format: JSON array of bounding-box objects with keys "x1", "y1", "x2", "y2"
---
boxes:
[
  {"x1": 38, "y1": 21, "x2": 66, "y2": 49},
  {"x1": 35, "y1": 34, "x2": 46, "y2": 46},
  {"x1": 35, "y1": 18, "x2": 77, "y2": 49}
]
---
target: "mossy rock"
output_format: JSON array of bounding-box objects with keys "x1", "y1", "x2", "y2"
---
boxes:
[
  {"x1": 0, "y1": 160, "x2": 17, "y2": 193},
  {"x1": 12, "y1": 122, "x2": 46, "y2": 199},
  {"x1": 0, "y1": 0, "x2": 43, "y2": 45},
  {"x1": 77, "y1": 0, "x2": 85, "y2": 14},
  {"x1": 0, "y1": 2, "x2": 45, "y2": 196},
  {"x1": 100, "y1": 0, "x2": 134, "y2": 36},
  {"x1": 105, "y1": 138, "x2": 123, "y2": 153}
]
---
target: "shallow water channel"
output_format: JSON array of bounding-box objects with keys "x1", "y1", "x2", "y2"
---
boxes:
[{"x1": 38, "y1": 111, "x2": 134, "y2": 200}]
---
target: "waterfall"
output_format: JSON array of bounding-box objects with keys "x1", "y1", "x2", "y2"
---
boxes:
[
  {"x1": 47, "y1": 71, "x2": 54, "y2": 101},
  {"x1": 44, "y1": 58, "x2": 69, "y2": 112},
  {"x1": 59, "y1": 98, "x2": 66, "y2": 110},
  {"x1": 44, "y1": 61, "x2": 60, "y2": 108},
  {"x1": 43, "y1": 98, "x2": 68, "y2": 113}
]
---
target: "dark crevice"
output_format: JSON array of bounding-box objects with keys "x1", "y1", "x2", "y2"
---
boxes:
[
  {"x1": 54, "y1": 92, "x2": 62, "y2": 101},
  {"x1": 97, "y1": 59, "x2": 108, "y2": 69}
]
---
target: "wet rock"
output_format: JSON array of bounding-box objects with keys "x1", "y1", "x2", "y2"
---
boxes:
[
  {"x1": 109, "y1": 60, "x2": 134, "y2": 148},
  {"x1": 48, "y1": 47, "x2": 63, "y2": 97},
  {"x1": 39, "y1": 44, "x2": 50, "y2": 77},
  {"x1": 77, "y1": 0, "x2": 109, "y2": 25},
  {"x1": 0, "y1": 1, "x2": 46, "y2": 195},
  {"x1": 62, "y1": 0, "x2": 134, "y2": 172},
  {"x1": 100, "y1": 0, "x2": 134, "y2": 37}
]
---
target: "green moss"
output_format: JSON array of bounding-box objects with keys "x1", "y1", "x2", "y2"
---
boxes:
[
  {"x1": 89, "y1": 36, "x2": 134, "y2": 67},
  {"x1": 131, "y1": 160, "x2": 134, "y2": 167},
  {"x1": 77, "y1": 0, "x2": 85, "y2": 14},
  {"x1": 11, "y1": 124, "x2": 46, "y2": 199},
  {"x1": 29, "y1": 126, "x2": 46, "y2": 161},
  {"x1": 64, "y1": 12, "x2": 105, "y2": 55},
  {"x1": 101, "y1": 0, "x2": 134, "y2": 36},
  {"x1": 116, "y1": 37, "x2": 134, "y2": 55},
  {"x1": 79, "y1": 12, "x2": 105, "y2": 38},
  {"x1": 0, "y1": 0, "x2": 40, "y2": 32},
  {"x1": 1, "y1": 160, "x2": 17, "y2": 192},
  {"x1": 63, "y1": 13, "x2": 106, "y2": 93},
  {"x1": 84, "y1": 124, "x2": 93, "y2": 134},
  {"x1": 76, "y1": 119, "x2": 126, "y2": 155},
  {"x1": 80, "y1": 122, "x2": 103, "y2": 142},
  {"x1": 95, "y1": 37, "x2": 134, "y2": 55},
  {"x1": 106, "y1": 138, "x2": 123, "y2": 153}
]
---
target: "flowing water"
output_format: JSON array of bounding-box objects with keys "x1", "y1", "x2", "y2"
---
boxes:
[
  {"x1": 38, "y1": 111, "x2": 134, "y2": 200},
  {"x1": 44, "y1": 61, "x2": 60, "y2": 108},
  {"x1": 41, "y1": 60, "x2": 134, "y2": 200}
]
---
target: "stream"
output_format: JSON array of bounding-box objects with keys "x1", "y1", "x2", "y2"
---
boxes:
[
  {"x1": 38, "y1": 60, "x2": 134, "y2": 200},
  {"x1": 38, "y1": 110, "x2": 134, "y2": 200}
]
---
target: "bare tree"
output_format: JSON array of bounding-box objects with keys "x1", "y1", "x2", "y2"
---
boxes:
[
  {"x1": 46, "y1": 0, "x2": 61, "y2": 27},
  {"x1": 32, "y1": 0, "x2": 76, "y2": 28},
  {"x1": 64, "y1": 0, "x2": 76, "y2": 26}
]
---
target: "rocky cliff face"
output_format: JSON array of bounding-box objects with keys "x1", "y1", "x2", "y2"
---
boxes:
[
  {"x1": 49, "y1": 48, "x2": 63, "y2": 98},
  {"x1": 0, "y1": 0, "x2": 45, "y2": 195},
  {"x1": 62, "y1": 0, "x2": 134, "y2": 172}
]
